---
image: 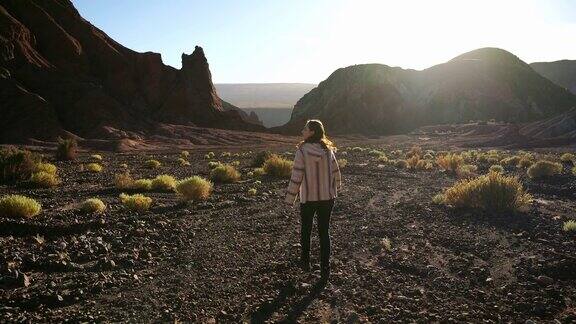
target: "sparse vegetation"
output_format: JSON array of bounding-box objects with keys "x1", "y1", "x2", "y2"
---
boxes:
[
  {"x1": 210, "y1": 164, "x2": 241, "y2": 183},
  {"x1": 527, "y1": 160, "x2": 563, "y2": 179},
  {"x1": 253, "y1": 168, "x2": 266, "y2": 177},
  {"x1": 441, "y1": 172, "x2": 531, "y2": 212},
  {"x1": 176, "y1": 176, "x2": 213, "y2": 201},
  {"x1": 56, "y1": 137, "x2": 78, "y2": 160},
  {"x1": 34, "y1": 162, "x2": 57, "y2": 175},
  {"x1": 247, "y1": 188, "x2": 257, "y2": 195},
  {"x1": 381, "y1": 237, "x2": 392, "y2": 252},
  {"x1": 517, "y1": 157, "x2": 534, "y2": 169},
  {"x1": 151, "y1": 174, "x2": 177, "y2": 191},
  {"x1": 181, "y1": 150, "x2": 190, "y2": 159},
  {"x1": 262, "y1": 154, "x2": 293, "y2": 178},
  {"x1": 91, "y1": 154, "x2": 103, "y2": 161},
  {"x1": 119, "y1": 193, "x2": 152, "y2": 211},
  {"x1": 145, "y1": 159, "x2": 161, "y2": 169},
  {"x1": 394, "y1": 159, "x2": 408, "y2": 169},
  {"x1": 456, "y1": 164, "x2": 478, "y2": 179},
  {"x1": 337, "y1": 159, "x2": 348, "y2": 168},
  {"x1": 208, "y1": 161, "x2": 222, "y2": 169},
  {"x1": 204, "y1": 152, "x2": 215, "y2": 159},
  {"x1": 81, "y1": 198, "x2": 106, "y2": 214},
  {"x1": 177, "y1": 158, "x2": 190, "y2": 166},
  {"x1": 0, "y1": 194, "x2": 42, "y2": 218},
  {"x1": 86, "y1": 163, "x2": 103, "y2": 173}
]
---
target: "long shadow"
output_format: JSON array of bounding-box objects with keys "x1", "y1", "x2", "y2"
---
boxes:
[{"x1": 249, "y1": 279, "x2": 327, "y2": 323}]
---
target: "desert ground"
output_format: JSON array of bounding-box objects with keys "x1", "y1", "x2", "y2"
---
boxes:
[{"x1": 1, "y1": 129, "x2": 576, "y2": 323}]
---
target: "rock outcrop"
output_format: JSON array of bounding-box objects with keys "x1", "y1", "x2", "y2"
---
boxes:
[
  {"x1": 275, "y1": 48, "x2": 576, "y2": 135},
  {"x1": 0, "y1": 0, "x2": 263, "y2": 143}
]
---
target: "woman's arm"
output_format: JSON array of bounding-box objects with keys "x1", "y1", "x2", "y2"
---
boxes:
[
  {"x1": 331, "y1": 151, "x2": 342, "y2": 190},
  {"x1": 284, "y1": 149, "x2": 305, "y2": 205}
]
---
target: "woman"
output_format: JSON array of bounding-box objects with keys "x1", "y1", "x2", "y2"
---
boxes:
[{"x1": 284, "y1": 119, "x2": 342, "y2": 283}]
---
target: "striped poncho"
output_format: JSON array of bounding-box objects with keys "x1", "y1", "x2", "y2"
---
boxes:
[{"x1": 284, "y1": 142, "x2": 342, "y2": 205}]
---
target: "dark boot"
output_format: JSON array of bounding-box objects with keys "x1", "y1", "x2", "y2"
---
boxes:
[
  {"x1": 299, "y1": 258, "x2": 311, "y2": 272},
  {"x1": 320, "y1": 265, "x2": 330, "y2": 283}
]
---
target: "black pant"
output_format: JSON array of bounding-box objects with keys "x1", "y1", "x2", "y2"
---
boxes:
[{"x1": 300, "y1": 199, "x2": 334, "y2": 273}]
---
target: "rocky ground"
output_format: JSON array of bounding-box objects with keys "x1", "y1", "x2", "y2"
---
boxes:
[{"x1": 1, "y1": 137, "x2": 576, "y2": 322}]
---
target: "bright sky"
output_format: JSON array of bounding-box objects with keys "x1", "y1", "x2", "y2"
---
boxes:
[{"x1": 73, "y1": 0, "x2": 576, "y2": 83}]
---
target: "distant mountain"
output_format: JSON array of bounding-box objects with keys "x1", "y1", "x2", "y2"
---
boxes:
[
  {"x1": 215, "y1": 83, "x2": 317, "y2": 108},
  {"x1": 530, "y1": 60, "x2": 576, "y2": 95},
  {"x1": 0, "y1": 0, "x2": 263, "y2": 144},
  {"x1": 275, "y1": 48, "x2": 576, "y2": 135},
  {"x1": 215, "y1": 83, "x2": 316, "y2": 127}
]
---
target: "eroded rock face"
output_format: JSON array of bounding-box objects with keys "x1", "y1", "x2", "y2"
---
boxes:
[
  {"x1": 276, "y1": 48, "x2": 576, "y2": 135},
  {"x1": 0, "y1": 0, "x2": 263, "y2": 143}
]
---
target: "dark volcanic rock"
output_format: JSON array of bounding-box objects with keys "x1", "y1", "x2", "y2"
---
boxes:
[
  {"x1": 275, "y1": 48, "x2": 576, "y2": 135},
  {"x1": 0, "y1": 0, "x2": 263, "y2": 144},
  {"x1": 531, "y1": 60, "x2": 576, "y2": 95}
]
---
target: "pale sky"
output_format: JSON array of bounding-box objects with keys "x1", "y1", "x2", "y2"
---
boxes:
[{"x1": 73, "y1": 0, "x2": 576, "y2": 83}]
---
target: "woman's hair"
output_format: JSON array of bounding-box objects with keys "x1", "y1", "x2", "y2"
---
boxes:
[{"x1": 298, "y1": 119, "x2": 336, "y2": 151}]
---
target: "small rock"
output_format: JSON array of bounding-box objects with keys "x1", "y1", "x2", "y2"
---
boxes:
[{"x1": 536, "y1": 275, "x2": 553, "y2": 286}]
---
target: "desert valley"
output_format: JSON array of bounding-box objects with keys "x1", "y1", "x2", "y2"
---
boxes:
[{"x1": 1, "y1": 0, "x2": 576, "y2": 323}]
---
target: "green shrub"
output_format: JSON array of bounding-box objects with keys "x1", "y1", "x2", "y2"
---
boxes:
[
  {"x1": 251, "y1": 150, "x2": 272, "y2": 167},
  {"x1": 30, "y1": 171, "x2": 60, "y2": 188},
  {"x1": 442, "y1": 172, "x2": 531, "y2": 212},
  {"x1": 34, "y1": 162, "x2": 57, "y2": 175},
  {"x1": 563, "y1": 220, "x2": 576, "y2": 232},
  {"x1": 56, "y1": 137, "x2": 78, "y2": 161},
  {"x1": 0, "y1": 147, "x2": 41, "y2": 183},
  {"x1": 132, "y1": 179, "x2": 152, "y2": 191},
  {"x1": 368, "y1": 149, "x2": 383, "y2": 157},
  {"x1": 432, "y1": 193, "x2": 445, "y2": 204},
  {"x1": 489, "y1": 165, "x2": 504, "y2": 173},
  {"x1": 231, "y1": 160, "x2": 240, "y2": 167},
  {"x1": 247, "y1": 188, "x2": 257, "y2": 196},
  {"x1": 204, "y1": 152, "x2": 215, "y2": 159},
  {"x1": 119, "y1": 193, "x2": 152, "y2": 211},
  {"x1": 151, "y1": 174, "x2": 177, "y2": 191},
  {"x1": 560, "y1": 153, "x2": 575, "y2": 163},
  {"x1": 210, "y1": 164, "x2": 241, "y2": 183},
  {"x1": 262, "y1": 154, "x2": 293, "y2": 178},
  {"x1": 86, "y1": 163, "x2": 103, "y2": 173},
  {"x1": 527, "y1": 160, "x2": 563, "y2": 179},
  {"x1": 208, "y1": 161, "x2": 222, "y2": 169},
  {"x1": 0, "y1": 195, "x2": 42, "y2": 218},
  {"x1": 145, "y1": 159, "x2": 161, "y2": 169},
  {"x1": 81, "y1": 198, "x2": 106, "y2": 214},
  {"x1": 221, "y1": 152, "x2": 231, "y2": 157},
  {"x1": 176, "y1": 176, "x2": 213, "y2": 201}
]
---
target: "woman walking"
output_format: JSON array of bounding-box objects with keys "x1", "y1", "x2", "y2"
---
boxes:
[{"x1": 284, "y1": 119, "x2": 342, "y2": 283}]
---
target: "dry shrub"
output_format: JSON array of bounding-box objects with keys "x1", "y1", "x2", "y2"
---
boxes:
[
  {"x1": 176, "y1": 176, "x2": 212, "y2": 201},
  {"x1": 247, "y1": 188, "x2": 257, "y2": 196},
  {"x1": 262, "y1": 155, "x2": 293, "y2": 178},
  {"x1": 560, "y1": 153, "x2": 575, "y2": 163},
  {"x1": 0, "y1": 147, "x2": 41, "y2": 183},
  {"x1": 489, "y1": 165, "x2": 504, "y2": 173},
  {"x1": 151, "y1": 174, "x2": 177, "y2": 191},
  {"x1": 30, "y1": 171, "x2": 60, "y2": 188},
  {"x1": 251, "y1": 150, "x2": 272, "y2": 167},
  {"x1": 81, "y1": 198, "x2": 106, "y2": 214},
  {"x1": 177, "y1": 158, "x2": 190, "y2": 166},
  {"x1": 145, "y1": 159, "x2": 161, "y2": 169},
  {"x1": 572, "y1": 165, "x2": 576, "y2": 176},
  {"x1": 500, "y1": 156, "x2": 521, "y2": 166},
  {"x1": 337, "y1": 159, "x2": 348, "y2": 168},
  {"x1": 204, "y1": 152, "x2": 215, "y2": 159},
  {"x1": 377, "y1": 155, "x2": 388, "y2": 163},
  {"x1": 91, "y1": 154, "x2": 103, "y2": 161},
  {"x1": 34, "y1": 162, "x2": 57, "y2": 175},
  {"x1": 132, "y1": 179, "x2": 152, "y2": 191},
  {"x1": 208, "y1": 161, "x2": 222, "y2": 169},
  {"x1": 563, "y1": 220, "x2": 576, "y2": 232},
  {"x1": 436, "y1": 153, "x2": 464, "y2": 173},
  {"x1": 56, "y1": 137, "x2": 78, "y2": 160},
  {"x1": 114, "y1": 171, "x2": 134, "y2": 190},
  {"x1": 407, "y1": 146, "x2": 422, "y2": 158},
  {"x1": 442, "y1": 172, "x2": 531, "y2": 212},
  {"x1": 456, "y1": 164, "x2": 478, "y2": 179},
  {"x1": 253, "y1": 168, "x2": 266, "y2": 177},
  {"x1": 181, "y1": 150, "x2": 190, "y2": 159},
  {"x1": 0, "y1": 194, "x2": 42, "y2": 218},
  {"x1": 86, "y1": 163, "x2": 103, "y2": 173},
  {"x1": 119, "y1": 193, "x2": 152, "y2": 211},
  {"x1": 395, "y1": 159, "x2": 408, "y2": 169},
  {"x1": 517, "y1": 157, "x2": 534, "y2": 169},
  {"x1": 406, "y1": 154, "x2": 421, "y2": 169},
  {"x1": 527, "y1": 160, "x2": 563, "y2": 179},
  {"x1": 210, "y1": 164, "x2": 241, "y2": 183}
]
